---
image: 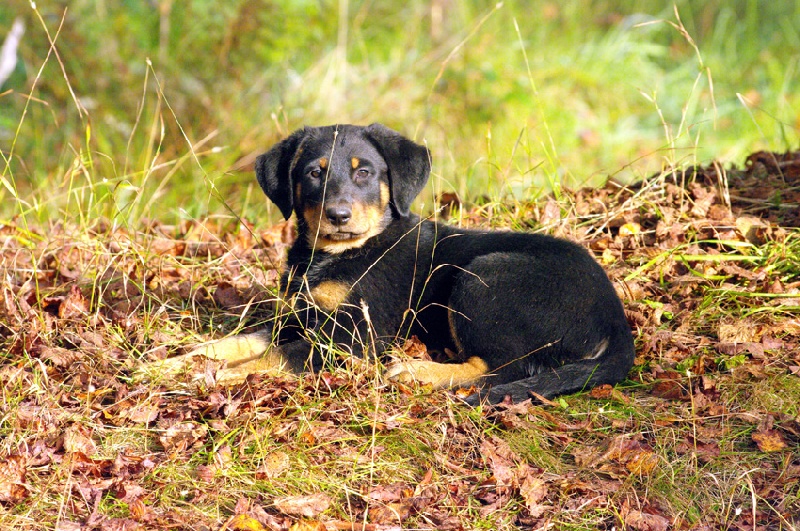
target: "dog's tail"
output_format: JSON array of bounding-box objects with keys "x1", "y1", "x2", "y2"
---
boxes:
[{"x1": 464, "y1": 327, "x2": 635, "y2": 405}]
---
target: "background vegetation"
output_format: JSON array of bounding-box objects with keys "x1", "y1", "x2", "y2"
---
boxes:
[{"x1": 2, "y1": 0, "x2": 799, "y2": 226}]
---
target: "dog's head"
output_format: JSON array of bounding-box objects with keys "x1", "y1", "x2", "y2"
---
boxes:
[{"x1": 255, "y1": 124, "x2": 430, "y2": 254}]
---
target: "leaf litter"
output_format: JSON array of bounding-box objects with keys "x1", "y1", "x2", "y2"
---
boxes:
[{"x1": 1, "y1": 152, "x2": 799, "y2": 529}]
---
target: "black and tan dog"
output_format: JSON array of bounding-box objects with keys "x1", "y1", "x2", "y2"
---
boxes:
[{"x1": 149, "y1": 124, "x2": 634, "y2": 404}]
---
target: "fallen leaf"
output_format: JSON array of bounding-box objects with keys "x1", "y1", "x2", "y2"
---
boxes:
[
  {"x1": 480, "y1": 436, "x2": 518, "y2": 491},
  {"x1": 539, "y1": 198, "x2": 561, "y2": 226},
  {"x1": 601, "y1": 247, "x2": 617, "y2": 265},
  {"x1": 623, "y1": 507, "x2": 671, "y2": 531},
  {"x1": 226, "y1": 514, "x2": 267, "y2": 531},
  {"x1": 59, "y1": 285, "x2": 90, "y2": 320},
  {"x1": 214, "y1": 282, "x2": 245, "y2": 309},
  {"x1": 735, "y1": 216, "x2": 769, "y2": 245},
  {"x1": 689, "y1": 183, "x2": 715, "y2": 218},
  {"x1": 368, "y1": 500, "x2": 414, "y2": 524},
  {"x1": 122, "y1": 402, "x2": 160, "y2": 424},
  {"x1": 399, "y1": 335, "x2": 431, "y2": 360},
  {"x1": 149, "y1": 236, "x2": 184, "y2": 256},
  {"x1": 36, "y1": 345, "x2": 83, "y2": 367},
  {"x1": 0, "y1": 455, "x2": 28, "y2": 503},
  {"x1": 590, "y1": 384, "x2": 614, "y2": 399},
  {"x1": 128, "y1": 498, "x2": 146, "y2": 521},
  {"x1": 675, "y1": 437, "x2": 720, "y2": 463},
  {"x1": 274, "y1": 493, "x2": 331, "y2": 518},
  {"x1": 366, "y1": 483, "x2": 411, "y2": 503},
  {"x1": 717, "y1": 342, "x2": 764, "y2": 357},
  {"x1": 260, "y1": 219, "x2": 296, "y2": 247},
  {"x1": 752, "y1": 429, "x2": 787, "y2": 452},
  {"x1": 624, "y1": 448, "x2": 659, "y2": 475},
  {"x1": 1, "y1": 285, "x2": 24, "y2": 327},
  {"x1": 113, "y1": 481, "x2": 147, "y2": 504},
  {"x1": 159, "y1": 422, "x2": 208, "y2": 454},
  {"x1": 256, "y1": 451, "x2": 290, "y2": 480},
  {"x1": 196, "y1": 464, "x2": 218, "y2": 482},
  {"x1": 576, "y1": 435, "x2": 658, "y2": 478},
  {"x1": 519, "y1": 474, "x2": 549, "y2": 517},
  {"x1": 650, "y1": 371, "x2": 688, "y2": 400},
  {"x1": 288, "y1": 520, "x2": 327, "y2": 531},
  {"x1": 619, "y1": 222, "x2": 641, "y2": 236},
  {"x1": 64, "y1": 425, "x2": 97, "y2": 456}
]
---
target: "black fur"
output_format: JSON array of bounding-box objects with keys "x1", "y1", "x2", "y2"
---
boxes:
[
  {"x1": 362, "y1": 123, "x2": 431, "y2": 216},
  {"x1": 256, "y1": 127, "x2": 308, "y2": 219},
  {"x1": 254, "y1": 124, "x2": 635, "y2": 404}
]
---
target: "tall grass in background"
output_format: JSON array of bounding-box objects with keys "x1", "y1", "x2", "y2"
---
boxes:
[{"x1": 0, "y1": 0, "x2": 798, "y2": 228}]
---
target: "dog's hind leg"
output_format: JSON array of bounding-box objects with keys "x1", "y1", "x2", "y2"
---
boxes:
[
  {"x1": 385, "y1": 356, "x2": 488, "y2": 389},
  {"x1": 461, "y1": 324, "x2": 635, "y2": 405},
  {"x1": 445, "y1": 251, "x2": 634, "y2": 404}
]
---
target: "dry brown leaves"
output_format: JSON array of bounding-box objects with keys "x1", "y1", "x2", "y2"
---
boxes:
[
  {"x1": 1, "y1": 152, "x2": 799, "y2": 529},
  {"x1": 0, "y1": 455, "x2": 28, "y2": 504}
]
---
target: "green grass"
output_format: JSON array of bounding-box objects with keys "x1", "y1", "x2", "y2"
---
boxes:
[{"x1": 2, "y1": 1, "x2": 799, "y2": 226}]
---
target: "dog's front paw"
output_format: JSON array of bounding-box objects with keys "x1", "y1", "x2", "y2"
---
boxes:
[{"x1": 134, "y1": 330, "x2": 277, "y2": 384}]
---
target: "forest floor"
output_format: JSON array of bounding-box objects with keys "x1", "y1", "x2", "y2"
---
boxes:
[{"x1": 1, "y1": 151, "x2": 799, "y2": 530}]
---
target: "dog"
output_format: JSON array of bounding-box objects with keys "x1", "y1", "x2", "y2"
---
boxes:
[{"x1": 147, "y1": 124, "x2": 635, "y2": 404}]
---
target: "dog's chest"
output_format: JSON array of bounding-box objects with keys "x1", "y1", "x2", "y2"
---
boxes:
[{"x1": 283, "y1": 224, "x2": 433, "y2": 316}]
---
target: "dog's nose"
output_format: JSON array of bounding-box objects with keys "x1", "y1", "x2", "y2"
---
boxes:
[{"x1": 325, "y1": 205, "x2": 351, "y2": 226}]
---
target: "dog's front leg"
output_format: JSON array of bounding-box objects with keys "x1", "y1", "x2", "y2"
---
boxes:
[{"x1": 134, "y1": 329, "x2": 294, "y2": 384}]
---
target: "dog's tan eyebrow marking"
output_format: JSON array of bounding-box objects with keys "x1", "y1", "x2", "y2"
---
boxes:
[
  {"x1": 319, "y1": 157, "x2": 328, "y2": 169},
  {"x1": 351, "y1": 157, "x2": 360, "y2": 169}
]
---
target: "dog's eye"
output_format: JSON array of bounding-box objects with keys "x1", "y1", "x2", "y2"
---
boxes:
[
  {"x1": 355, "y1": 168, "x2": 370, "y2": 180},
  {"x1": 308, "y1": 169, "x2": 322, "y2": 179}
]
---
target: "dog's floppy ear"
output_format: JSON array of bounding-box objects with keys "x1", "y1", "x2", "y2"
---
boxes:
[
  {"x1": 363, "y1": 123, "x2": 431, "y2": 217},
  {"x1": 255, "y1": 128, "x2": 308, "y2": 220}
]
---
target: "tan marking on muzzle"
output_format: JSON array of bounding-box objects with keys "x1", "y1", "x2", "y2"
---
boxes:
[{"x1": 303, "y1": 188, "x2": 391, "y2": 254}]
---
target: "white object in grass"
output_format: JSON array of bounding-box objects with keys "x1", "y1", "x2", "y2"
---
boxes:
[{"x1": 0, "y1": 18, "x2": 24, "y2": 89}]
